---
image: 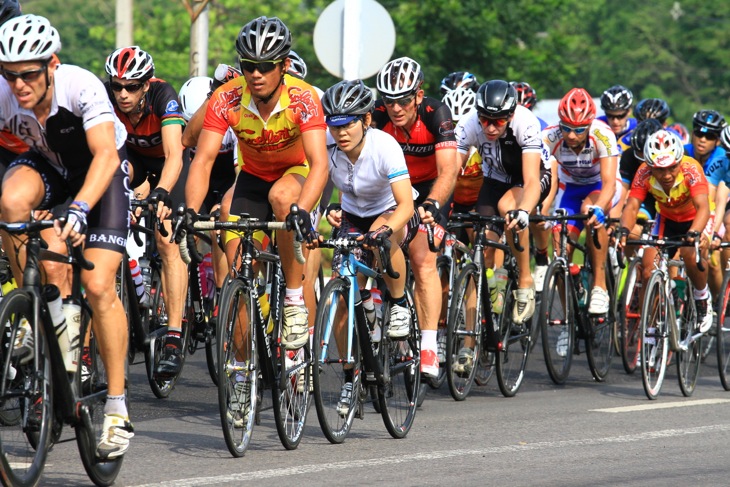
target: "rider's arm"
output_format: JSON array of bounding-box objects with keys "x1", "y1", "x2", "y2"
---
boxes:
[
  {"x1": 72, "y1": 121, "x2": 121, "y2": 209},
  {"x1": 155, "y1": 123, "x2": 184, "y2": 193},
  {"x1": 426, "y1": 146, "x2": 459, "y2": 206},
  {"x1": 713, "y1": 182, "x2": 729, "y2": 235},
  {"x1": 181, "y1": 98, "x2": 209, "y2": 148},
  {"x1": 185, "y1": 128, "x2": 224, "y2": 212},
  {"x1": 518, "y1": 151, "x2": 542, "y2": 213},
  {"x1": 689, "y1": 192, "x2": 711, "y2": 236},
  {"x1": 594, "y1": 155, "x2": 618, "y2": 211},
  {"x1": 620, "y1": 196, "x2": 642, "y2": 237},
  {"x1": 540, "y1": 158, "x2": 559, "y2": 216},
  {"x1": 296, "y1": 128, "x2": 329, "y2": 214},
  {"x1": 386, "y1": 179, "x2": 415, "y2": 233}
]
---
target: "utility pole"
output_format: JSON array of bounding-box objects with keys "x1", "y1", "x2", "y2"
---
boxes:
[
  {"x1": 115, "y1": 0, "x2": 133, "y2": 47},
  {"x1": 182, "y1": 0, "x2": 211, "y2": 77}
]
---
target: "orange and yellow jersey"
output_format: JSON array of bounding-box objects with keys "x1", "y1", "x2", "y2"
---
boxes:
[
  {"x1": 453, "y1": 149, "x2": 483, "y2": 206},
  {"x1": 203, "y1": 73, "x2": 325, "y2": 183},
  {"x1": 628, "y1": 155, "x2": 713, "y2": 222}
]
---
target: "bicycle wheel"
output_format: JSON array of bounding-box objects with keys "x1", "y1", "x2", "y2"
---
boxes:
[
  {"x1": 639, "y1": 272, "x2": 669, "y2": 400},
  {"x1": 445, "y1": 263, "x2": 480, "y2": 400},
  {"x1": 0, "y1": 291, "x2": 52, "y2": 487},
  {"x1": 619, "y1": 258, "x2": 642, "y2": 374},
  {"x1": 312, "y1": 278, "x2": 359, "y2": 444},
  {"x1": 539, "y1": 261, "x2": 574, "y2": 384},
  {"x1": 427, "y1": 257, "x2": 451, "y2": 390},
  {"x1": 676, "y1": 287, "x2": 701, "y2": 397},
  {"x1": 76, "y1": 310, "x2": 125, "y2": 487},
  {"x1": 205, "y1": 277, "x2": 229, "y2": 387},
  {"x1": 586, "y1": 262, "x2": 614, "y2": 382},
  {"x1": 217, "y1": 278, "x2": 257, "y2": 457},
  {"x1": 496, "y1": 281, "x2": 531, "y2": 397},
  {"x1": 272, "y1": 339, "x2": 310, "y2": 450},
  {"x1": 378, "y1": 287, "x2": 419, "y2": 439},
  {"x1": 716, "y1": 273, "x2": 730, "y2": 390}
]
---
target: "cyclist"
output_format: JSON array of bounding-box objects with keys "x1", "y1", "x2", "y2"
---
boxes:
[
  {"x1": 510, "y1": 81, "x2": 547, "y2": 129},
  {"x1": 184, "y1": 16, "x2": 328, "y2": 351},
  {"x1": 320, "y1": 79, "x2": 419, "y2": 415},
  {"x1": 0, "y1": 14, "x2": 133, "y2": 458},
  {"x1": 439, "y1": 71, "x2": 479, "y2": 96},
  {"x1": 373, "y1": 56, "x2": 459, "y2": 378},
  {"x1": 541, "y1": 88, "x2": 620, "y2": 315},
  {"x1": 597, "y1": 84, "x2": 637, "y2": 153},
  {"x1": 0, "y1": 0, "x2": 26, "y2": 184},
  {"x1": 619, "y1": 129, "x2": 713, "y2": 334},
  {"x1": 634, "y1": 97, "x2": 671, "y2": 125},
  {"x1": 668, "y1": 122, "x2": 690, "y2": 144},
  {"x1": 455, "y1": 80, "x2": 551, "y2": 326},
  {"x1": 104, "y1": 45, "x2": 189, "y2": 378}
]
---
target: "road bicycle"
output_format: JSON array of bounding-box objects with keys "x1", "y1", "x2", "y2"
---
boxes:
[
  {"x1": 175, "y1": 205, "x2": 309, "y2": 456},
  {"x1": 714, "y1": 241, "x2": 730, "y2": 390},
  {"x1": 312, "y1": 232, "x2": 421, "y2": 442},
  {"x1": 0, "y1": 220, "x2": 124, "y2": 487}
]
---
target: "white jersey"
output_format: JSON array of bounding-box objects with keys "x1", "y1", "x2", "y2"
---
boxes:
[
  {"x1": 542, "y1": 120, "x2": 619, "y2": 185},
  {"x1": 0, "y1": 64, "x2": 127, "y2": 179},
  {"x1": 327, "y1": 127, "x2": 411, "y2": 218},
  {"x1": 455, "y1": 104, "x2": 547, "y2": 184}
]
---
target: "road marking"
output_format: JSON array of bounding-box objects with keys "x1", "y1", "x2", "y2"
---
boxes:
[
  {"x1": 591, "y1": 398, "x2": 730, "y2": 413},
  {"x1": 132, "y1": 424, "x2": 730, "y2": 487}
]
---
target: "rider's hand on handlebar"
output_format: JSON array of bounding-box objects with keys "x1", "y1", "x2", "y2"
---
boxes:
[
  {"x1": 362, "y1": 225, "x2": 393, "y2": 250},
  {"x1": 506, "y1": 209, "x2": 529, "y2": 232},
  {"x1": 149, "y1": 187, "x2": 172, "y2": 220},
  {"x1": 325, "y1": 203, "x2": 342, "y2": 228},
  {"x1": 418, "y1": 198, "x2": 440, "y2": 226},
  {"x1": 586, "y1": 205, "x2": 606, "y2": 228}
]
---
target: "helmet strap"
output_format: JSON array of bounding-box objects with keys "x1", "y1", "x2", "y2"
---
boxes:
[{"x1": 34, "y1": 63, "x2": 51, "y2": 107}]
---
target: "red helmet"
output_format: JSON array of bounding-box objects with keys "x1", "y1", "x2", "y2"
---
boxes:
[{"x1": 558, "y1": 88, "x2": 596, "y2": 126}]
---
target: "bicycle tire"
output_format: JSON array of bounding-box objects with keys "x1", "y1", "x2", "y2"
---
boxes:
[
  {"x1": 0, "y1": 291, "x2": 52, "y2": 487},
  {"x1": 445, "y1": 263, "x2": 480, "y2": 400},
  {"x1": 272, "y1": 338, "x2": 310, "y2": 450},
  {"x1": 496, "y1": 280, "x2": 531, "y2": 397},
  {"x1": 378, "y1": 287, "x2": 419, "y2": 439},
  {"x1": 676, "y1": 282, "x2": 701, "y2": 397},
  {"x1": 639, "y1": 272, "x2": 669, "y2": 400},
  {"x1": 716, "y1": 273, "x2": 730, "y2": 390},
  {"x1": 586, "y1": 262, "x2": 614, "y2": 382},
  {"x1": 217, "y1": 278, "x2": 257, "y2": 457},
  {"x1": 539, "y1": 261, "x2": 573, "y2": 384},
  {"x1": 205, "y1": 276, "x2": 229, "y2": 387},
  {"x1": 619, "y1": 257, "x2": 642, "y2": 374},
  {"x1": 118, "y1": 261, "x2": 136, "y2": 365},
  {"x1": 427, "y1": 258, "x2": 451, "y2": 390},
  {"x1": 312, "y1": 278, "x2": 359, "y2": 444}
]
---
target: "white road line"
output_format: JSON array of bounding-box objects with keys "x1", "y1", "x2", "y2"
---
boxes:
[
  {"x1": 591, "y1": 398, "x2": 730, "y2": 413},
  {"x1": 131, "y1": 424, "x2": 730, "y2": 487}
]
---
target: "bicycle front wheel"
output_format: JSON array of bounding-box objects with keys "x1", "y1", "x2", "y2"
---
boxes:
[
  {"x1": 539, "y1": 261, "x2": 573, "y2": 384},
  {"x1": 676, "y1": 287, "x2": 701, "y2": 397},
  {"x1": 0, "y1": 291, "x2": 52, "y2": 487},
  {"x1": 272, "y1": 339, "x2": 310, "y2": 450},
  {"x1": 586, "y1": 262, "x2": 615, "y2": 382},
  {"x1": 495, "y1": 281, "x2": 531, "y2": 397},
  {"x1": 640, "y1": 272, "x2": 669, "y2": 400},
  {"x1": 217, "y1": 278, "x2": 257, "y2": 457},
  {"x1": 717, "y1": 273, "x2": 730, "y2": 390},
  {"x1": 619, "y1": 257, "x2": 642, "y2": 374},
  {"x1": 427, "y1": 257, "x2": 451, "y2": 390}
]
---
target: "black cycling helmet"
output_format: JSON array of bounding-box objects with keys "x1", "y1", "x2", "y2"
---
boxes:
[
  {"x1": 440, "y1": 71, "x2": 479, "y2": 96},
  {"x1": 235, "y1": 16, "x2": 291, "y2": 62},
  {"x1": 0, "y1": 0, "x2": 21, "y2": 26},
  {"x1": 633, "y1": 98, "x2": 670, "y2": 123},
  {"x1": 692, "y1": 109, "x2": 725, "y2": 136},
  {"x1": 322, "y1": 79, "x2": 375, "y2": 126},
  {"x1": 600, "y1": 85, "x2": 633, "y2": 112},
  {"x1": 475, "y1": 80, "x2": 517, "y2": 119},
  {"x1": 630, "y1": 118, "x2": 663, "y2": 158}
]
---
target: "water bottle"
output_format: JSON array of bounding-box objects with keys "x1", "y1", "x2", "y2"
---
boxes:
[
  {"x1": 370, "y1": 286, "x2": 383, "y2": 343},
  {"x1": 487, "y1": 268, "x2": 497, "y2": 308},
  {"x1": 493, "y1": 268, "x2": 508, "y2": 314},
  {"x1": 672, "y1": 277, "x2": 686, "y2": 318},
  {"x1": 361, "y1": 289, "x2": 376, "y2": 327},
  {"x1": 139, "y1": 257, "x2": 152, "y2": 306},
  {"x1": 199, "y1": 253, "x2": 215, "y2": 301},
  {"x1": 44, "y1": 285, "x2": 78, "y2": 374},
  {"x1": 62, "y1": 299, "x2": 82, "y2": 374},
  {"x1": 129, "y1": 258, "x2": 149, "y2": 306},
  {"x1": 569, "y1": 263, "x2": 586, "y2": 308}
]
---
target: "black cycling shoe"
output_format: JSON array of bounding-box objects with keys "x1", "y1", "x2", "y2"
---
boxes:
[{"x1": 154, "y1": 346, "x2": 183, "y2": 379}]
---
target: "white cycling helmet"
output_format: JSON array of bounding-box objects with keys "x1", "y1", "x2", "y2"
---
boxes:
[
  {"x1": 644, "y1": 129, "x2": 684, "y2": 168},
  {"x1": 721, "y1": 125, "x2": 730, "y2": 152},
  {"x1": 179, "y1": 76, "x2": 213, "y2": 121},
  {"x1": 105, "y1": 46, "x2": 154, "y2": 80},
  {"x1": 288, "y1": 50, "x2": 307, "y2": 79},
  {"x1": 376, "y1": 57, "x2": 424, "y2": 99},
  {"x1": 441, "y1": 87, "x2": 475, "y2": 123},
  {"x1": 0, "y1": 14, "x2": 61, "y2": 62}
]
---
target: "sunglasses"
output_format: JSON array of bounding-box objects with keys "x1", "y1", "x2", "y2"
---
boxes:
[
  {"x1": 693, "y1": 129, "x2": 719, "y2": 140},
  {"x1": 559, "y1": 123, "x2": 589, "y2": 135},
  {"x1": 383, "y1": 95, "x2": 415, "y2": 107},
  {"x1": 110, "y1": 81, "x2": 145, "y2": 93},
  {"x1": 239, "y1": 59, "x2": 282, "y2": 74},
  {"x1": 478, "y1": 115, "x2": 509, "y2": 128},
  {"x1": 605, "y1": 111, "x2": 629, "y2": 120},
  {"x1": 1, "y1": 64, "x2": 46, "y2": 83}
]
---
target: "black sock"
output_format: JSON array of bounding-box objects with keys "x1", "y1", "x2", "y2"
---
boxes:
[
  {"x1": 390, "y1": 295, "x2": 407, "y2": 307},
  {"x1": 344, "y1": 368, "x2": 354, "y2": 383},
  {"x1": 535, "y1": 248, "x2": 549, "y2": 266},
  {"x1": 165, "y1": 331, "x2": 182, "y2": 349}
]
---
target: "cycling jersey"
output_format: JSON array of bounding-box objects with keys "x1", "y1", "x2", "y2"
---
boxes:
[
  {"x1": 596, "y1": 116, "x2": 637, "y2": 153},
  {"x1": 107, "y1": 78, "x2": 185, "y2": 160},
  {"x1": 687, "y1": 145, "x2": 729, "y2": 186},
  {"x1": 543, "y1": 120, "x2": 619, "y2": 185},
  {"x1": 371, "y1": 97, "x2": 456, "y2": 184},
  {"x1": 0, "y1": 64, "x2": 127, "y2": 180},
  {"x1": 629, "y1": 156, "x2": 709, "y2": 222},
  {"x1": 619, "y1": 146, "x2": 656, "y2": 218},
  {"x1": 455, "y1": 104, "x2": 547, "y2": 184},
  {"x1": 204, "y1": 73, "x2": 325, "y2": 183},
  {"x1": 684, "y1": 144, "x2": 725, "y2": 170},
  {"x1": 327, "y1": 127, "x2": 411, "y2": 218},
  {"x1": 453, "y1": 150, "x2": 482, "y2": 207},
  {"x1": 190, "y1": 129, "x2": 237, "y2": 211}
]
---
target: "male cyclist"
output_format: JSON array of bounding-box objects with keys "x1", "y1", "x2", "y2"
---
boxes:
[
  {"x1": 510, "y1": 81, "x2": 547, "y2": 130},
  {"x1": 439, "y1": 71, "x2": 479, "y2": 96},
  {"x1": 0, "y1": 14, "x2": 133, "y2": 458},
  {"x1": 597, "y1": 85, "x2": 637, "y2": 153}
]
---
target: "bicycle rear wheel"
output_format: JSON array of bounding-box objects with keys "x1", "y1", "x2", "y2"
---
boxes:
[
  {"x1": 640, "y1": 272, "x2": 669, "y2": 400},
  {"x1": 0, "y1": 291, "x2": 52, "y2": 487},
  {"x1": 378, "y1": 288, "x2": 419, "y2": 439},
  {"x1": 539, "y1": 261, "x2": 573, "y2": 384},
  {"x1": 619, "y1": 258, "x2": 642, "y2": 374},
  {"x1": 676, "y1": 287, "x2": 701, "y2": 397},
  {"x1": 205, "y1": 277, "x2": 229, "y2": 387},
  {"x1": 495, "y1": 281, "x2": 531, "y2": 397},
  {"x1": 586, "y1": 262, "x2": 615, "y2": 382},
  {"x1": 217, "y1": 278, "x2": 257, "y2": 457},
  {"x1": 312, "y1": 278, "x2": 359, "y2": 444},
  {"x1": 445, "y1": 263, "x2": 480, "y2": 400},
  {"x1": 717, "y1": 273, "x2": 730, "y2": 390}
]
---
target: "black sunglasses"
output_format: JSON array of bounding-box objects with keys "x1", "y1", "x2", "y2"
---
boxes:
[
  {"x1": 693, "y1": 129, "x2": 719, "y2": 141},
  {"x1": 239, "y1": 59, "x2": 282, "y2": 74},
  {"x1": 1, "y1": 64, "x2": 47, "y2": 83},
  {"x1": 605, "y1": 111, "x2": 629, "y2": 120},
  {"x1": 383, "y1": 95, "x2": 415, "y2": 107},
  {"x1": 110, "y1": 81, "x2": 145, "y2": 93}
]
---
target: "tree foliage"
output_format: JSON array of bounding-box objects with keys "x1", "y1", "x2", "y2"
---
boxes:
[{"x1": 21, "y1": 0, "x2": 730, "y2": 123}]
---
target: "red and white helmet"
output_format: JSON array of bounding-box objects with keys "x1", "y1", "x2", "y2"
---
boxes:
[
  {"x1": 105, "y1": 46, "x2": 154, "y2": 80},
  {"x1": 558, "y1": 88, "x2": 596, "y2": 126},
  {"x1": 644, "y1": 129, "x2": 684, "y2": 168}
]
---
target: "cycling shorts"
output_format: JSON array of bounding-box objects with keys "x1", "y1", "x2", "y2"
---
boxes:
[
  {"x1": 475, "y1": 173, "x2": 552, "y2": 236},
  {"x1": 554, "y1": 179, "x2": 622, "y2": 234}
]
